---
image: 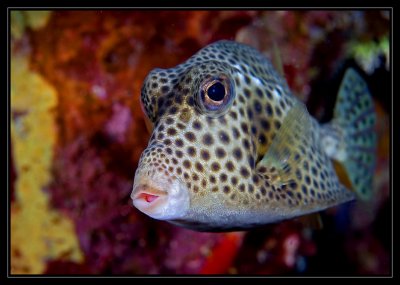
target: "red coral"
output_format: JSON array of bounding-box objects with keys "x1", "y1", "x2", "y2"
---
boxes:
[{"x1": 200, "y1": 232, "x2": 244, "y2": 274}]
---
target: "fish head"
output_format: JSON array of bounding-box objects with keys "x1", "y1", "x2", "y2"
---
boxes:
[{"x1": 131, "y1": 40, "x2": 291, "y2": 231}]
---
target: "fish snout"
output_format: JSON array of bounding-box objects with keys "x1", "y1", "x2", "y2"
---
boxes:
[
  {"x1": 132, "y1": 185, "x2": 168, "y2": 215},
  {"x1": 131, "y1": 178, "x2": 190, "y2": 221}
]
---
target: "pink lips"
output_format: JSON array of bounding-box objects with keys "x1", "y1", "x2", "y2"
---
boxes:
[
  {"x1": 132, "y1": 185, "x2": 168, "y2": 216},
  {"x1": 131, "y1": 178, "x2": 190, "y2": 220},
  {"x1": 137, "y1": 192, "x2": 159, "y2": 203}
]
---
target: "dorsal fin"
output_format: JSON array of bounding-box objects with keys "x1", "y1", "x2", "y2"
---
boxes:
[{"x1": 272, "y1": 41, "x2": 285, "y2": 78}]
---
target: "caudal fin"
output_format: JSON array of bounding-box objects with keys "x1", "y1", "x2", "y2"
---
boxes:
[{"x1": 322, "y1": 68, "x2": 377, "y2": 200}]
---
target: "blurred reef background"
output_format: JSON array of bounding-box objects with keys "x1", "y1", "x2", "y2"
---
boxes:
[{"x1": 10, "y1": 10, "x2": 390, "y2": 275}]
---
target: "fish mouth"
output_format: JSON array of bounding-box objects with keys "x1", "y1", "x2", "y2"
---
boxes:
[
  {"x1": 132, "y1": 186, "x2": 168, "y2": 215},
  {"x1": 131, "y1": 177, "x2": 190, "y2": 221}
]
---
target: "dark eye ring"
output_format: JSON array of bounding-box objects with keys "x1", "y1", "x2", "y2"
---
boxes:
[{"x1": 199, "y1": 75, "x2": 233, "y2": 112}]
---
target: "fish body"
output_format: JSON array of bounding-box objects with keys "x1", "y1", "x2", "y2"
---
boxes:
[{"x1": 131, "y1": 40, "x2": 376, "y2": 231}]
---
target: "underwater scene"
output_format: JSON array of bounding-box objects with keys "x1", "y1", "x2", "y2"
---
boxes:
[{"x1": 10, "y1": 10, "x2": 390, "y2": 275}]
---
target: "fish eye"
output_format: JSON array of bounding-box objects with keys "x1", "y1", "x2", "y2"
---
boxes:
[
  {"x1": 199, "y1": 75, "x2": 234, "y2": 112},
  {"x1": 207, "y1": 81, "x2": 225, "y2": 101}
]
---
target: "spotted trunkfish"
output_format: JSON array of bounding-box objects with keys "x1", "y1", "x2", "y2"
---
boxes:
[{"x1": 130, "y1": 40, "x2": 377, "y2": 232}]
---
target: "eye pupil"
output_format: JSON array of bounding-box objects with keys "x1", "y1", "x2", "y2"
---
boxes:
[
  {"x1": 199, "y1": 74, "x2": 233, "y2": 113},
  {"x1": 207, "y1": 81, "x2": 225, "y2": 101}
]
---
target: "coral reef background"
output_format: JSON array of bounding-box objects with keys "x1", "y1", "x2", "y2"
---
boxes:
[{"x1": 9, "y1": 10, "x2": 390, "y2": 275}]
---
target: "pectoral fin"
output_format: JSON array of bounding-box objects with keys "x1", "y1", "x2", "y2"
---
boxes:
[
  {"x1": 260, "y1": 102, "x2": 312, "y2": 185},
  {"x1": 257, "y1": 102, "x2": 355, "y2": 210}
]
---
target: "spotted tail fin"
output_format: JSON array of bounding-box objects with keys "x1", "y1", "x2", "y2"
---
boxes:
[{"x1": 321, "y1": 68, "x2": 377, "y2": 200}]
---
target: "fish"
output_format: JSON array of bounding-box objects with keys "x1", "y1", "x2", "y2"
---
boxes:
[{"x1": 130, "y1": 40, "x2": 377, "y2": 232}]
